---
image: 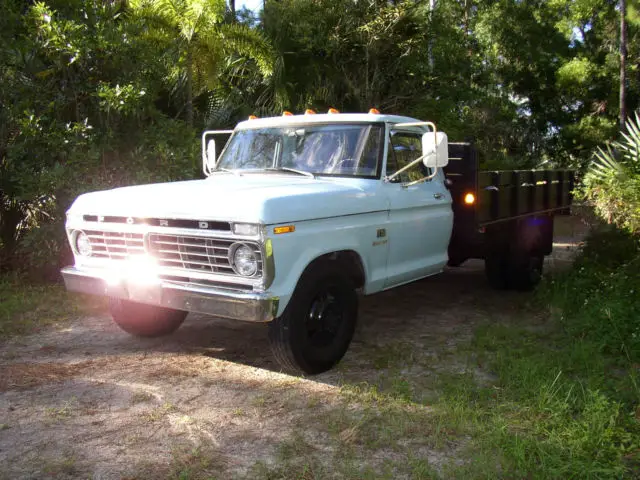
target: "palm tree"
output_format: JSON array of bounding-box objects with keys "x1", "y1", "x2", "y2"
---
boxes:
[
  {"x1": 130, "y1": 0, "x2": 274, "y2": 126},
  {"x1": 582, "y1": 111, "x2": 640, "y2": 233}
]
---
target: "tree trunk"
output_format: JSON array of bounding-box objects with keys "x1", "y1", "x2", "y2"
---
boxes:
[
  {"x1": 186, "y1": 47, "x2": 194, "y2": 127},
  {"x1": 230, "y1": 0, "x2": 236, "y2": 22},
  {"x1": 0, "y1": 201, "x2": 23, "y2": 271},
  {"x1": 428, "y1": 0, "x2": 437, "y2": 71},
  {"x1": 620, "y1": 0, "x2": 627, "y2": 128}
]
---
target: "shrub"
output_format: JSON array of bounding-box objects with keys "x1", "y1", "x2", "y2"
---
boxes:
[
  {"x1": 543, "y1": 227, "x2": 640, "y2": 364},
  {"x1": 580, "y1": 112, "x2": 640, "y2": 235}
]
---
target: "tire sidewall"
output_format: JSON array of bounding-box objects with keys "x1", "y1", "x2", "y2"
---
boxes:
[
  {"x1": 279, "y1": 264, "x2": 357, "y2": 374},
  {"x1": 109, "y1": 298, "x2": 187, "y2": 337}
]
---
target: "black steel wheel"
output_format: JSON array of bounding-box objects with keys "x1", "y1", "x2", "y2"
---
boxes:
[
  {"x1": 109, "y1": 298, "x2": 187, "y2": 337},
  {"x1": 268, "y1": 262, "x2": 357, "y2": 375},
  {"x1": 508, "y1": 253, "x2": 544, "y2": 291},
  {"x1": 485, "y1": 253, "x2": 510, "y2": 290}
]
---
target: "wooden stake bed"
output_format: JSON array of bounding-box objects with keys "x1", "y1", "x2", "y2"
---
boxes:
[
  {"x1": 445, "y1": 143, "x2": 574, "y2": 227},
  {"x1": 444, "y1": 143, "x2": 575, "y2": 265}
]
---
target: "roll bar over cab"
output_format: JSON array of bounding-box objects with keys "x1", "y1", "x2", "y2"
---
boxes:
[{"x1": 61, "y1": 113, "x2": 572, "y2": 375}]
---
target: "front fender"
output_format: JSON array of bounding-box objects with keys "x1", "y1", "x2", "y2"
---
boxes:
[{"x1": 266, "y1": 211, "x2": 389, "y2": 316}]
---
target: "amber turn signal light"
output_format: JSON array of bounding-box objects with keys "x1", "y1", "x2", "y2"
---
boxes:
[
  {"x1": 464, "y1": 193, "x2": 476, "y2": 205},
  {"x1": 368, "y1": 108, "x2": 380, "y2": 114},
  {"x1": 274, "y1": 225, "x2": 295, "y2": 234},
  {"x1": 304, "y1": 109, "x2": 316, "y2": 115},
  {"x1": 327, "y1": 108, "x2": 340, "y2": 114},
  {"x1": 282, "y1": 111, "x2": 293, "y2": 116}
]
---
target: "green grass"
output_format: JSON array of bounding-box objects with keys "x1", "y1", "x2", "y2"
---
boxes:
[
  {"x1": 249, "y1": 228, "x2": 640, "y2": 479},
  {"x1": 0, "y1": 274, "x2": 106, "y2": 339},
  {"x1": 277, "y1": 319, "x2": 639, "y2": 479}
]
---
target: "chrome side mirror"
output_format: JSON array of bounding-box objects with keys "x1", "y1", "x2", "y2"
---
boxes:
[
  {"x1": 206, "y1": 138, "x2": 217, "y2": 170},
  {"x1": 422, "y1": 131, "x2": 449, "y2": 168}
]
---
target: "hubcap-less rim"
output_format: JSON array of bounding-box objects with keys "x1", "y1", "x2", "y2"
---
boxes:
[{"x1": 306, "y1": 290, "x2": 343, "y2": 348}]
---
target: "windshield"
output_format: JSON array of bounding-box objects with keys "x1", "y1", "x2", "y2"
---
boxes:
[{"x1": 215, "y1": 124, "x2": 383, "y2": 177}]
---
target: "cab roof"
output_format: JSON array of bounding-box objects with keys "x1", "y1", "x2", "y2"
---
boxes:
[{"x1": 235, "y1": 113, "x2": 424, "y2": 130}]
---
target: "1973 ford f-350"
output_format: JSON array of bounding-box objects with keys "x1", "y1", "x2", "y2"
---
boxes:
[{"x1": 62, "y1": 111, "x2": 573, "y2": 374}]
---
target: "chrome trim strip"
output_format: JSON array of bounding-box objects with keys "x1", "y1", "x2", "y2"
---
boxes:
[
  {"x1": 68, "y1": 222, "x2": 261, "y2": 240},
  {"x1": 61, "y1": 266, "x2": 278, "y2": 322}
]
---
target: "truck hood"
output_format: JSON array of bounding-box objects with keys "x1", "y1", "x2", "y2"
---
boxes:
[{"x1": 68, "y1": 173, "x2": 387, "y2": 224}]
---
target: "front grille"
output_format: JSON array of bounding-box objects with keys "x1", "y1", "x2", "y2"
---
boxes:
[
  {"x1": 148, "y1": 234, "x2": 262, "y2": 277},
  {"x1": 81, "y1": 228, "x2": 263, "y2": 278},
  {"x1": 86, "y1": 230, "x2": 145, "y2": 259}
]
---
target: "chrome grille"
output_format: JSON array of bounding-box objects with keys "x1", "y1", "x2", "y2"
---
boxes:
[
  {"x1": 148, "y1": 234, "x2": 262, "y2": 277},
  {"x1": 86, "y1": 230, "x2": 144, "y2": 259}
]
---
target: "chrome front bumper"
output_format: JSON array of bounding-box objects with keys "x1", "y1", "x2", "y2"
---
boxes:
[{"x1": 61, "y1": 266, "x2": 278, "y2": 322}]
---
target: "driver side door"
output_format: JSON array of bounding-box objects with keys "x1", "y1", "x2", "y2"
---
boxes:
[{"x1": 383, "y1": 130, "x2": 453, "y2": 288}]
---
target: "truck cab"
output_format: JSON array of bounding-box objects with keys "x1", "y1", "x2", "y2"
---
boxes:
[{"x1": 61, "y1": 111, "x2": 571, "y2": 374}]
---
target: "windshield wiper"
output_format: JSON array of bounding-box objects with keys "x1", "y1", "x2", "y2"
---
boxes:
[
  {"x1": 264, "y1": 167, "x2": 315, "y2": 178},
  {"x1": 213, "y1": 167, "x2": 240, "y2": 176}
]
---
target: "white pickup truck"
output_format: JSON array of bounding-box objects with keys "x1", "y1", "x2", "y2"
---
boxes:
[{"x1": 62, "y1": 111, "x2": 573, "y2": 374}]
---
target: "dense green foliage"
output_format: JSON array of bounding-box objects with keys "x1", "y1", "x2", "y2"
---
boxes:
[
  {"x1": 0, "y1": 0, "x2": 639, "y2": 275},
  {"x1": 545, "y1": 227, "x2": 640, "y2": 363},
  {"x1": 581, "y1": 112, "x2": 640, "y2": 234}
]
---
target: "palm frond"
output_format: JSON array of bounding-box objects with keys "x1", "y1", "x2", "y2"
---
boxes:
[
  {"x1": 214, "y1": 23, "x2": 275, "y2": 77},
  {"x1": 587, "y1": 110, "x2": 640, "y2": 180}
]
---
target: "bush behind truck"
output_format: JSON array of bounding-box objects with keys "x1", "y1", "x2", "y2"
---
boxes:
[{"x1": 61, "y1": 111, "x2": 573, "y2": 374}]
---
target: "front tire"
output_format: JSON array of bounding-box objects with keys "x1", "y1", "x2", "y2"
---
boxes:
[
  {"x1": 268, "y1": 262, "x2": 358, "y2": 375},
  {"x1": 109, "y1": 298, "x2": 187, "y2": 337}
]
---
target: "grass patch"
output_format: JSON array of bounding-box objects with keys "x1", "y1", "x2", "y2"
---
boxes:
[
  {"x1": 130, "y1": 391, "x2": 155, "y2": 404},
  {"x1": 168, "y1": 444, "x2": 227, "y2": 480},
  {"x1": 143, "y1": 402, "x2": 176, "y2": 422},
  {"x1": 0, "y1": 274, "x2": 106, "y2": 339},
  {"x1": 439, "y1": 322, "x2": 640, "y2": 478},
  {"x1": 542, "y1": 228, "x2": 640, "y2": 363},
  {"x1": 248, "y1": 229, "x2": 640, "y2": 479},
  {"x1": 42, "y1": 454, "x2": 78, "y2": 477}
]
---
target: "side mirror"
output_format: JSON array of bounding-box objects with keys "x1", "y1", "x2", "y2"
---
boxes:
[
  {"x1": 201, "y1": 130, "x2": 232, "y2": 176},
  {"x1": 422, "y1": 131, "x2": 449, "y2": 168},
  {"x1": 206, "y1": 138, "x2": 217, "y2": 170}
]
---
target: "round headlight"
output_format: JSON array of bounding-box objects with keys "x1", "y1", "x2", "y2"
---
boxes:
[
  {"x1": 75, "y1": 231, "x2": 92, "y2": 256},
  {"x1": 230, "y1": 243, "x2": 258, "y2": 276}
]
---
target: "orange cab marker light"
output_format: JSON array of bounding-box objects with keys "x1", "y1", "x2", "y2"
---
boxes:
[
  {"x1": 327, "y1": 108, "x2": 340, "y2": 114},
  {"x1": 248, "y1": 115, "x2": 258, "y2": 120},
  {"x1": 304, "y1": 109, "x2": 316, "y2": 115},
  {"x1": 464, "y1": 193, "x2": 476, "y2": 205},
  {"x1": 282, "y1": 111, "x2": 293, "y2": 116},
  {"x1": 368, "y1": 108, "x2": 380, "y2": 114},
  {"x1": 274, "y1": 225, "x2": 295, "y2": 235}
]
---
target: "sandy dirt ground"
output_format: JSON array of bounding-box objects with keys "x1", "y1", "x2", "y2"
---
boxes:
[{"x1": 0, "y1": 217, "x2": 587, "y2": 479}]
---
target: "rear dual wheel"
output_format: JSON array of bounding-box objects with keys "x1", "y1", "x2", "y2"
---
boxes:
[{"x1": 485, "y1": 252, "x2": 544, "y2": 291}]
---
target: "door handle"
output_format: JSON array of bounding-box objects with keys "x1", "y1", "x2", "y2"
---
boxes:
[{"x1": 433, "y1": 193, "x2": 445, "y2": 200}]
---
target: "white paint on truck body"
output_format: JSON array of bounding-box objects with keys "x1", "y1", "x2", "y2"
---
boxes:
[{"x1": 65, "y1": 113, "x2": 454, "y2": 317}]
